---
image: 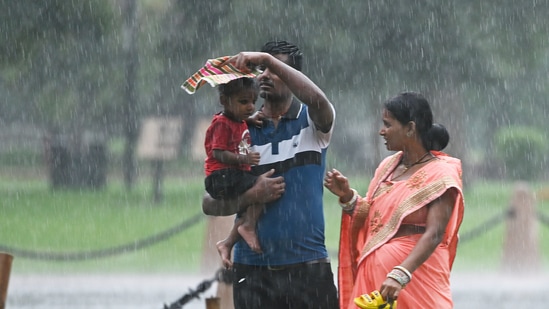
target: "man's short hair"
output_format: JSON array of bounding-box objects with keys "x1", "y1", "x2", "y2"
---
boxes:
[{"x1": 261, "y1": 40, "x2": 303, "y2": 71}]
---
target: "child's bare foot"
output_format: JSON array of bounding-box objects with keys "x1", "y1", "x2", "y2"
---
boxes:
[
  {"x1": 216, "y1": 239, "x2": 233, "y2": 269},
  {"x1": 238, "y1": 223, "x2": 262, "y2": 253}
]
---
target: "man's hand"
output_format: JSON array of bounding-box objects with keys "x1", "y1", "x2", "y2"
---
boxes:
[
  {"x1": 223, "y1": 52, "x2": 270, "y2": 74},
  {"x1": 250, "y1": 169, "x2": 285, "y2": 204},
  {"x1": 202, "y1": 169, "x2": 285, "y2": 216}
]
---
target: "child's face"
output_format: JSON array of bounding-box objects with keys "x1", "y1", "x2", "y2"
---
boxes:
[{"x1": 221, "y1": 88, "x2": 258, "y2": 121}]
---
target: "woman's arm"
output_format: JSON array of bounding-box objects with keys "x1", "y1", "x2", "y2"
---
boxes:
[
  {"x1": 202, "y1": 169, "x2": 285, "y2": 216},
  {"x1": 380, "y1": 188, "x2": 458, "y2": 300},
  {"x1": 400, "y1": 188, "x2": 457, "y2": 271}
]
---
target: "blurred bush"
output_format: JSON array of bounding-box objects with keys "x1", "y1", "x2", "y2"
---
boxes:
[{"x1": 494, "y1": 126, "x2": 547, "y2": 181}]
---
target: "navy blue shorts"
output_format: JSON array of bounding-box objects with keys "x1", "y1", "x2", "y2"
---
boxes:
[{"x1": 205, "y1": 168, "x2": 258, "y2": 200}]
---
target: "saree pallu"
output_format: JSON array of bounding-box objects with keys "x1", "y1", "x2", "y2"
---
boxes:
[{"x1": 338, "y1": 151, "x2": 464, "y2": 309}]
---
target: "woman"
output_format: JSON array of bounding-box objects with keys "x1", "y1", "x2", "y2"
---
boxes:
[{"x1": 324, "y1": 92, "x2": 464, "y2": 309}]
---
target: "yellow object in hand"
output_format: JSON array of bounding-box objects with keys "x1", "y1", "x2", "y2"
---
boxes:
[{"x1": 354, "y1": 290, "x2": 397, "y2": 309}]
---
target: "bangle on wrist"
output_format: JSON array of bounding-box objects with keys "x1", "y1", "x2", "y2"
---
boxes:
[
  {"x1": 387, "y1": 269, "x2": 410, "y2": 288},
  {"x1": 393, "y1": 265, "x2": 412, "y2": 281},
  {"x1": 339, "y1": 189, "x2": 358, "y2": 210},
  {"x1": 387, "y1": 271, "x2": 407, "y2": 287},
  {"x1": 387, "y1": 266, "x2": 412, "y2": 288}
]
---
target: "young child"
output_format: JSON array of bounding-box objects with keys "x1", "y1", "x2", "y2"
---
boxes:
[{"x1": 203, "y1": 77, "x2": 264, "y2": 269}]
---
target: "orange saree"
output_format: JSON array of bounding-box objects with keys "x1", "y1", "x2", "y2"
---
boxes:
[{"x1": 338, "y1": 151, "x2": 464, "y2": 309}]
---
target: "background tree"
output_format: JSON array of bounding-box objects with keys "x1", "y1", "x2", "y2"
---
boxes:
[
  {"x1": 120, "y1": 0, "x2": 140, "y2": 189},
  {"x1": 459, "y1": 0, "x2": 549, "y2": 178},
  {"x1": 155, "y1": 0, "x2": 234, "y2": 156},
  {"x1": 1, "y1": 0, "x2": 548, "y2": 183},
  {"x1": 0, "y1": 0, "x2": 116, "y2": 130}
]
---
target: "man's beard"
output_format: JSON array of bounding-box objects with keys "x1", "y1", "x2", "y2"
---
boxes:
[{"x1": 260, "y1": 91, "x2": 271, "y2": 100}]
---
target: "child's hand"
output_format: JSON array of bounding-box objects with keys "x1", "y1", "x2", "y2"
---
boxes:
[
  {"x1": 245, "y1": 152, "x2": 261, "y2": 165},
  {"x1": 247, "y1": 111, "x2": 264, "y2": 128}
]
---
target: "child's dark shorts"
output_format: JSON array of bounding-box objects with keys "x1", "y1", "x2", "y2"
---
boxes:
[{"x1": 205, "y1": 168, "x2": 258, "y2": 200}]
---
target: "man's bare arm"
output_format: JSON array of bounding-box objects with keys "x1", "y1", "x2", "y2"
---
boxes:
[
  {"x1": 261, "y1": 54, "x2": 334, "y2": 132},
  {"x1": 225, "y1": 52, "x2": 334, "y2": 132},
  {"x1": 202, "y1": 169, "x2": 285, "y2": 216}
]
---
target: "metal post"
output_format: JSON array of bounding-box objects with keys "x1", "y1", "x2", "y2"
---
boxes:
[
  {"x1": 152, "y1": 160, "x2": 164, "y2": 203},
  {"x1": 0, "y1": 253, "x2": 13, "y2": 309},
  {"x1": 202, "y1": 216, "x2": 235, "y2": 309},
  {"x1": 206, "y1": 297, "x2": 220, "y2": 309}
]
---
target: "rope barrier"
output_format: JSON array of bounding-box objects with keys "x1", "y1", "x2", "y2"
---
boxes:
[
  {"x1": 0, "y1": 207, "x2": 546, "y2": 263},
  {"x1": 162, "y1": 268, "x2": 232, "y2": 309},
  {"x1": 456, "y1": 208, "x2": 514, "y2": 244},
  {"x1": 457, "y1": 208, "x2": 549, "y2": 245},
  {"x1": 0, "y1": 213, "x2": 204, "y2": 262}
]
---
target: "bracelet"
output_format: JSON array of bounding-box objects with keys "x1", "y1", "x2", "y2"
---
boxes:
[
  {"x1": 393, "y1": 265, "x2": 412, "y2": 281},
  {"x1": 386, "y1": 268, "x2": 411, "y2": 288},
  {"x1": 386, "y1": 272, "x2": 407, "y2": 287},
  {"x1": 339, "y1": 189, "x2": 358, "y2": 210}
]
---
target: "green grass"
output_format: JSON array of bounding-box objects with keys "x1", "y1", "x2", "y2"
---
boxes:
[
  {"x1": 454, "y1": 182, "x2": 549, "y2": 271},
  {"x1": 1, "y1": 174, "x2": 548, "y2": 275},
  {"x1": 324, "y1": 180, "x2": 549, "y2": 272},
  {"x1": 1, "y1": 177, "x2": 207, "y2": 274}
]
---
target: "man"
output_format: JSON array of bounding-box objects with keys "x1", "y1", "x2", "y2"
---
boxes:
[{"x1": 202, "y1": 40, "x2": 338, "y2": 309}]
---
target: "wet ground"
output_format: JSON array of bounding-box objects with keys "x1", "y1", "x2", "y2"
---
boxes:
[
  {"x1": 6, "y1": 272, "x2": 549, "y2": 309},
  {"x1": 7, "y1": 274, "x2": 210, "y2": 309}
]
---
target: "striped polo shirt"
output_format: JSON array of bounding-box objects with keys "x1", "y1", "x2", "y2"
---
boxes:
[{"x1": 233, "y1": 98, "x2": 335, "y2": 266}]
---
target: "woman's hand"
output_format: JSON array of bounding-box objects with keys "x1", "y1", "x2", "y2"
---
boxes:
[
  {"x1": 324, "y1": 168, "x2": 353, "y2": 201},
  {"x1": 380, "y1": 277, "x2": 402, "y2": 304}
]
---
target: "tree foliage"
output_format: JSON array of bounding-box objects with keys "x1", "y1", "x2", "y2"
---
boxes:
[{"x1": 0, "y1": 0, "x2": 116, "y2": 130}]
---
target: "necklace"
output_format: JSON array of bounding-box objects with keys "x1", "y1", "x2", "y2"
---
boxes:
[
  {"x1": 402, "y1": 152, "x2": 432, "y2": 168},
  {"x1": 392, "y1": 152, "x2": 433, "y2": 180}
]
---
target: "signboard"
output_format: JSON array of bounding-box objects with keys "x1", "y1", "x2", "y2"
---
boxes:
[
  {"x1": 137, "y1": 117, "x2": 182, "y2": 160},
  {"x1": 190, "y1": 118, "x2": 211, "y2": 161}
]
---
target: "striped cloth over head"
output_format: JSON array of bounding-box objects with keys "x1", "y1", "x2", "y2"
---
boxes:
[{"x1": 181, "y1": 56, "x2": 261, "y2": 94}]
